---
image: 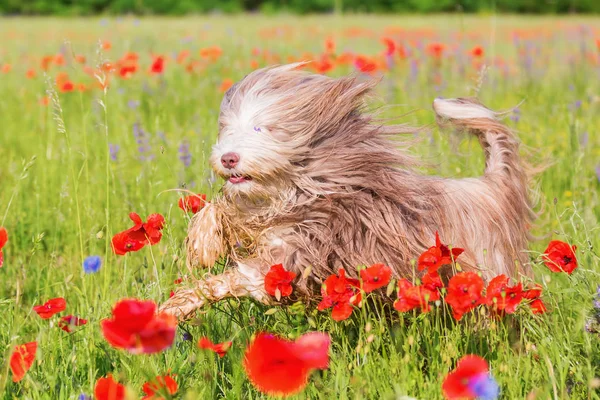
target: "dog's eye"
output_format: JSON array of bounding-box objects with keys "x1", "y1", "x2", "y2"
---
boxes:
[{"x1": 253, "y1": 126, "x2": 262, "y2": 133}]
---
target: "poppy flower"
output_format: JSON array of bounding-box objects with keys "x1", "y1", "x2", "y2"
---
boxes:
[
  {"x1": 178, "y1": 194, "x2": 206, "y2": 214},
  {"x1": 33, "y1": 297, "x2": 67, "y2": 319},
  {"x1": 264, "y1": 264, "x2": 296, "y2": 300},
  {"x1": 0, "y1": 227, "x2": 7, "y2": 268},
  {"x1": 354, "y1": 55, "x2": 377, "y2": 73},
  {"x1": 542, "y1": 240, "x2": 578, "y2": 274},
  {"x1": 484, "y1": 274, "x2": 523, "y2": 314},
  {"x1": 243, "y1": 332, "x2": 330, "y2": 396},
  {"x1": 470, "y1": 46, "x2": 484, "y2": 57},
  {"x1": 58, "y1": 315, "x2": 88, "y2": 333},
  {"x1": 83, "y1": 255, "x2": 102, "y2": 273},
  {"x1": 360, "y1": 263, "x2": 392, "y2": 293},
  {"x1": 442, "y1": 355, "x2": 499, "y2": 400},
  {"x1": 417, "y1": 232, "x2": 464, "y2": 274},
  {"x1": 9, "y1": 341, "x2": 37, "y2": 382},
  {"x1": 393, "y1": 275, "x2": 440, "y2": 313},
  {"x1": 381, "y1": 37, "x2": 396, "y2": 56},
  {"x1": 427, "y1": 42, "x2": 446, "y2": 58},
  {"x1": 142, "y1": 375, "x2": 178, "y2": 400},
  {"x1": 219, "y1": 78, "x2": 234, "y2": 92},
  {"x1": 100, "y1": 299, "x2": 177, "y2": 354},
  {"x1": 111, "y1": 212, "x2": 165, "y2": 255},
  {"x1": 60, "y1": 81, "x2": 75, "y2": 92},
  {"x1": 317, "y1": 269, "x2": 362, "y2": 321},
  {"x1": 150, "y1": 56, "x2": 165, "y2": 74},
  {"x1": 94, "y1": 375, "x2": 125, "y2": 400},
  {"x1": 523, "y1": 284, "x2": 547, "y2": 314},
  {"x1": 445, "y1": 272, "x2": 484, "y2": 320},
  {"x1": 198, "y1": 337, "x2": 232, "y2": 358},
  {"x1": 26, "y1": 69, "x2": 36, "y2": 79}
]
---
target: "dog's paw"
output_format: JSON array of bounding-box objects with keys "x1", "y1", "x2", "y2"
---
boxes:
[
  {"x1": 186, "y1": 203, "x2": 225, "y2": 268},
  {"x1": 159, "y1": 287, "x2": 207, "y2": 320}
]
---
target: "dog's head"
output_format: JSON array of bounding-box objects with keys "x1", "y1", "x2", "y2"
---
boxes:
[{"x1": 210, "y1": 64, "x2": 378, "y2": 202}]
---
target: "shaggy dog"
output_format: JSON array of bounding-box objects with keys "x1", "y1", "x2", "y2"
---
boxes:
[{"x1": 160, "y1": 64, "x2": 533, "y2": 320}]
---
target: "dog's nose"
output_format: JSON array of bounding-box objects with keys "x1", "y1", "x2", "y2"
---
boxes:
[{"x1": 220, "y1": 152, "x2": 240, "y2": 169}]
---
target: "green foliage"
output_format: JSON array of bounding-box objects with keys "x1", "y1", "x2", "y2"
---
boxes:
[{"x1": 1, "y1": 0, "x2": 600, "y2": 14}]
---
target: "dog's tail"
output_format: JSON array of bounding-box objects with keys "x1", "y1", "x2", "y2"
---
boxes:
[{"x1": 432, "y1": 97, "x2": 528, "y2": 189}]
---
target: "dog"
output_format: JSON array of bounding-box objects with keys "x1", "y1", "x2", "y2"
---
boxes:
[{"x1": 159, "y1": 63, "x2": 534, "y2": 320}]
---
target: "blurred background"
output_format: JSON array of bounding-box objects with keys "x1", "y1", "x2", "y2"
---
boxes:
[{"x1": 1, "y1": 0, "x2": 599, "y2": 15}]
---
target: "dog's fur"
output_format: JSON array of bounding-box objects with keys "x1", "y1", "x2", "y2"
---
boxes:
[{"x1": 159, "y1": 64, "x2": 534, "y2": 319}]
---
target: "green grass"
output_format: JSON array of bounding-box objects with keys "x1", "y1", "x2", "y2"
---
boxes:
[{"x1": 0, "y1": 14, "x2": 599, "y2": 399}]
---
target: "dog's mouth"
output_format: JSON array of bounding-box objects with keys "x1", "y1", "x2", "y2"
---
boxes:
[{"x1": 228, "y1": 174, "x2": 253, "y2": 184}]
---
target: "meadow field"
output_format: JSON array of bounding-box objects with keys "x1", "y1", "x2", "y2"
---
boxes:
[{"x1": 0, "y1": 14, "x2": 599, "y2": 399}]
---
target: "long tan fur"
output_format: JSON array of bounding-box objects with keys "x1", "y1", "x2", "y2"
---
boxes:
[{"x1": 160, "y1": 64, "x2": 534, "y2": 320}]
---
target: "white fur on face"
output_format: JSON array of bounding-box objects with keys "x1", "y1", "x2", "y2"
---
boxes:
[{"x1": 210, "y1": 69, "x2": 303, "y2": 199}]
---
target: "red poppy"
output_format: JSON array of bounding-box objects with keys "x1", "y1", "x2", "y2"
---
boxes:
[
  {"x1": 9, "y1": 341, "x2": 37, "y2": 382},
  {"x1": 243, "y1": 332, "x2": 330, "y2": 396},
  {"x1": 26, "y1": 69, "x2": 36, "y2": 79},
  {"x1": 542, "y1": 240, "x2": 578, "y2": 274},
  {"x1": 150, "y1": 56, "x2": 165, "y2": 74},
  {"x1": 393, "y1": 275, "x2": 440, "y2": 313},
  {"x1": 381, "y1": 37, "x2": 396, "y2": 56},
  {"x1": 317, "y1": 269, "x2": 362, "y2": 321},
  {"x1": 33, "y1": 297, "x2": 67, "y2": 319},
  {"x1": 442, "y1": 355, "x2": 498, "y2": 399},
  {"x1": 418, "y1": 232, "x2": 464, "y2": 274},
  {"x1": 0, "y1": 227, "x2": 7, "y2": 268},
  {"x1": 523, "y1": 284, "x2": 547, "y2": 314},
  {"x1": 360, "y1": 263, "x2": 392, "y2": 293},
  {"x1": 58, "y1": 315, "x2": 88, "y2": 333},
  {"x1": 60, "y1": 81, "x2": 74, "y2": 92},
  {"x1": 178, "y1": 194, "x2": 206, "y2": 214},
  {"x1": 174, "y1": 278, "x2": 183, "y2": 285},
  {"x1": 142, "y1": 375, "x2": 178, "y2": 400},
  {"x1": 100, "y1": 299, "x2": 177, "y2": 354},
  {"x1": 219, "y1": 78, "x2": 234, "y2": 92},
  {"x1": 111, "y1": 212, "x2": 165, "y2": 255},
  {"x1": 94, "y1": 375, "x2": 125, "y2": 400},
  {"x1": 198, "y1": 337, "x2": 232, "y2": 358},
  {"x1": 484, "y1": 274, "x2": 523, "y2": 314},
  {"x1": 324, "y1": 37, "x2": 335, "y2": 54},
  {"x1": 470, "y1": 46, "x2": 484, "y2": 57},
  {"x1": 444, "y1": 272, "x2": 484, "y2": 320},
  {"x1": 264, "y1": 264, "x2": 296, "y2": 300},
  {"x1": 354, "y1": 55, "x2": 377, "y2": 74},
  {"x1": 427, "y1": 42, "x2": 446, "y2": 58},
  {"x1": 314, "y1": 56, "x2": 334, "y2": 74}
]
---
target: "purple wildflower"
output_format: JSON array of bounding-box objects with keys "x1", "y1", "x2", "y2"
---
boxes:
[
  {"x1": 133, "y1": 122, "x2": 153, "y2": 161},
  {"x1": 510, "y1": 107, "x2": 521, "y2": 123},
  {"x1": 109, "y1": 144, "x2": 120, "y2": 162},
  {"x1": 178, "y1": 139, "x2": 191, "y2": 168},
  {"x1": 468, "y1": 373, "x2": 500, "y2": 400},
  {"x1": 127, "y1": 100, "x2": 140, "y2": 109}
]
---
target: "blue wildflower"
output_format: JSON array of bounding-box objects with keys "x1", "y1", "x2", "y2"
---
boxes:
[
  {"x1": 468, "y1": 373, "x2": 500, "y2": 400},
  {"x1": 83, "y1": 256, "x2": 102, "y2": 274}
]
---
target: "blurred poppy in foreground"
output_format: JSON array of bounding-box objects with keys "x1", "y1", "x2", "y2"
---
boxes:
[
  {"x1": 318, "y1": 269, "x2": 361, "y2": 321},
  {"x1": 10, "y1": 341, "x2": 37, "y2": 382},
  {"x1": 178, "y1": 194, "x2": 206, "y2": 214},
  {"x1": 33, "y1": 297, "x2": 66, "y2": 319},
  {"x1": 111, "y1": 212, "x2": 165, "y2": 255},
  {"x1": 542, "y1": 240, "x2": 578, "y2": 274},
  {"x1": 442, "y1": 355, "x2": 499, "y2": 399},
  {"x1": 94, "y1": 375, "x2": 125, "y2": 400},
  {"x1": 244, "y1": 332, "x2": 330, "y2": 396},
  {"x1": 0, "y1": 227, "x2": 7, "y2": 267},
  {"x1": 142, "y1": 375, "x2": 178, "y2": 400},
  {"x1": 264, "y1": 264, "x2": 296, "y2": 300},
  {"x1": 100, "y1": 299, "x2": 176, "y2": 354},
  {"x1": 198, "y1": 337, "x2": 232, "y2": 358},
  {"x1": 360, "y1": 263, "x2": 392, "y2": 293}
]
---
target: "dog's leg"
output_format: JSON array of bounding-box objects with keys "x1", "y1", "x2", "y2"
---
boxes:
[
  {"x1": 186, "y1": 202, "x2": 227, "y2": 270},
  {"x1": 159, "y1": 260, "x2": 270, "y2": 320}
]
